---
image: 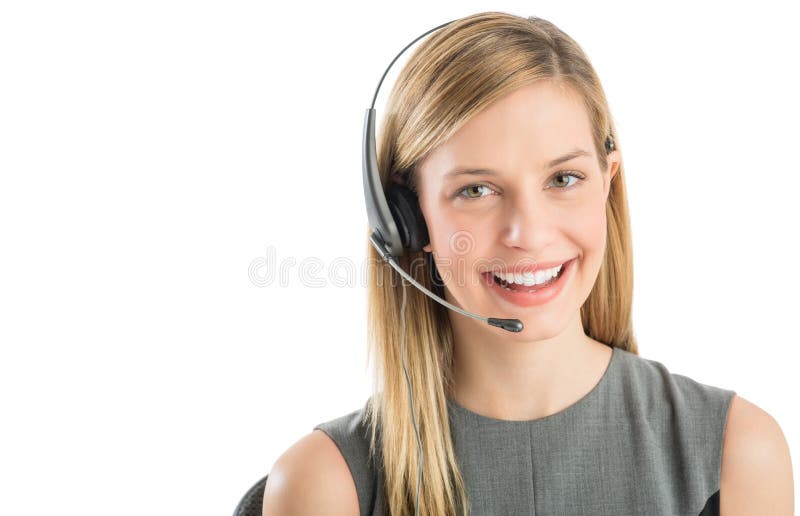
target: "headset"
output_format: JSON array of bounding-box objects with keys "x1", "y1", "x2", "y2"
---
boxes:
[{"x1": 361, "y1": 17, "x2": 616, "y2": 515}]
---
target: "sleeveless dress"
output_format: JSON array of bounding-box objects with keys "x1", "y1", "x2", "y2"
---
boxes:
[{"x1": 313, "y1": 346, "x2": 736, "y2": 516}]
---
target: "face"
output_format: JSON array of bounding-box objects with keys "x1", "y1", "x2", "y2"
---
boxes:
[{"x1": 416, "y1": 80, "x2": 620, "y2": 338}]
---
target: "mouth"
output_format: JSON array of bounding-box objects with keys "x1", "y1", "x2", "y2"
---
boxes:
[{"x1": 481, "y1": 257, "x2": 577, "y2": 307}]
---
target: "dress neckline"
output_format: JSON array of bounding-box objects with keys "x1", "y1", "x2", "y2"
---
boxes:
[{"x1": 446, "y1": 345, "x2": 618, "y2": 426}]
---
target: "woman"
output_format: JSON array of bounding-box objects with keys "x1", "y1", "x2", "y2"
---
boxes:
[{"x1": 263, "y1": 11, "x2": 793, "y2": 516}]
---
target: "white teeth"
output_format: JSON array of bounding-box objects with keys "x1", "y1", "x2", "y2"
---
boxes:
[{"x1": 493, "y1": 264, "x2": 563, "y2": 286}]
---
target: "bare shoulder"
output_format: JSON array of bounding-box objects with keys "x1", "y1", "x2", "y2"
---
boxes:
[
  {"x1": 261, "y1": 429, "x2": 359, "y2": 516},
  {"x1": 720, "y1": 394, "x2": 794, "y2": 515}
]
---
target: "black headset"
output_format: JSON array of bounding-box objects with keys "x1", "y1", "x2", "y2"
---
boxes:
[{"x1": 361, "y1": 20, "x2": 455, "y2": 260}]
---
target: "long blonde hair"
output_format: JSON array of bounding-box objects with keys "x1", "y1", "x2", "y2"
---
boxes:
[{"x1": 362, "y1": 11, "x2": 638, "y2": 515}]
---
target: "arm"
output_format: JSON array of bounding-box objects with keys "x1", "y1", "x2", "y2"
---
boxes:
[
  {"x1": 262, "y1": 430, "x2": 360, "y2": 516},
  {"x1": 720, "y1": 394, "x2": 794, "y2": 515}
]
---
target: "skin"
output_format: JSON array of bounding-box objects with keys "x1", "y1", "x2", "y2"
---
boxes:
[
  {"x1": 720, "y1": 395, "x2": 794, "y2": 514},
  {"x1": 416, "y1": 79, "x2": 620, "y2": 421}
]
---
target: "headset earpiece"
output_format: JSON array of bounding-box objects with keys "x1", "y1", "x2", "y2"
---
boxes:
[
  {"x1": 605, "y1": 134, "x2": 615, "y2": 153},
  {"x1": 385, "y1": 182, "x2": 430, "y2": 252}
]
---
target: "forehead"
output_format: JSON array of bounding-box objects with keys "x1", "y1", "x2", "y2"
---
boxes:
[{"x1": 421, "y1": 81, "x2": 594, "y2": 174}]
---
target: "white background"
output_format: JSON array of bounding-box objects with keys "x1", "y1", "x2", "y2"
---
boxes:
[{"x1": 1, "y1": 1, "x2": 797, "y2": 514}]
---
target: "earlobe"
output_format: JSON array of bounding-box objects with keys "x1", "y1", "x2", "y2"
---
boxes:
[{"x1": 423, "y1": 243, "x2": 432, "y2": 253}]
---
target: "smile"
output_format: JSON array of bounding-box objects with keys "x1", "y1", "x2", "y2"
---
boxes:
[{"x1": 482, "y1": 257, "x2": 577, "y2": 308}]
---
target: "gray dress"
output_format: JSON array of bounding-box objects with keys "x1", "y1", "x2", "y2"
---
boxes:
[{"x1": 313, "y1": 346, "x2": 736, "y2": 515}]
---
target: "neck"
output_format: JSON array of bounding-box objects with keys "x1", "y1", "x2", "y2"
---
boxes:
[{"x1": 447, "y1": 308, "x2": 612, "y2": 421}]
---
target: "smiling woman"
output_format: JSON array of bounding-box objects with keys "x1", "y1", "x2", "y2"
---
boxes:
[{"x1": 262, "y1": 11, "x2": 794, "y2": 516}]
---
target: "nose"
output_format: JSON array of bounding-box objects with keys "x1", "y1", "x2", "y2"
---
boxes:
[{"x1": 499, "y1": 192, "x2": 557, "y2": 251}]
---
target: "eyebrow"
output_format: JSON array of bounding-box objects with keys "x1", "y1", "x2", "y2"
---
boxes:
[{"x1": 443, "y1": 148, "x2": 592, "y2": 179}]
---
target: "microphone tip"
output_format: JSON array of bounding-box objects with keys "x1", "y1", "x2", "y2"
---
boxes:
[{"x1": 487, "y1": 318, "x2": 524, "y2": 333}]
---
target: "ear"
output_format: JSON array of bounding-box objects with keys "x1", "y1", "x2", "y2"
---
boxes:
[
  {"x1": 604, "y1": 150, "x2": 621, "y2": 198},
  {"x1": 423, "y1": 243, "x2": 432, "y2": 252}
]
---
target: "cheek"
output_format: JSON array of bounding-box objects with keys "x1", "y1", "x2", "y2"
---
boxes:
[
  {"x1": 565, "y1": 196, "x2": 609, "y2": 294},
  {"x1": 571, "y1": 200, "x2": 607, "y2": 252},
  {"x1": 422, "y1": 206, "x2": 488, "y2": 286},
  {"x1": 556, "y1": 182, "x2": 609, "y2": 247},
  {"x1": 422, "y1": 199, "x2": 484, "y2": 253}
]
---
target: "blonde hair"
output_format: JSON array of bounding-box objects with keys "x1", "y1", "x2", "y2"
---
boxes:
[{"x1": 362, "y1": 11, "x2": 639, "y2": 515}]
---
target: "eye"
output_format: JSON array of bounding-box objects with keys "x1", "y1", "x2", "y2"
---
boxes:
[
  {"x1": 456, "y1": 183, "x2": 496, "y2": 200},
  {"x1": 547, "y1": 171, "x2": 585, "y2": 190}
]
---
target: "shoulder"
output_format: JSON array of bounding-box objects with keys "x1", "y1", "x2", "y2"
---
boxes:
[
  {"x1": 262, "y1": 429, "x2": 360, "y2": 516},
  {"x1": 719, "y1": 394, "x2": 794, "y2": 514},
  {"x1": 614, "y1": 348, "x2": 736, "y2": 417}
]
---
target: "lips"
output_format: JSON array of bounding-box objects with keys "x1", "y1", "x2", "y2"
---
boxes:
[{"x1": 480, "y1": 257, "x2": 577, "y2": 308}]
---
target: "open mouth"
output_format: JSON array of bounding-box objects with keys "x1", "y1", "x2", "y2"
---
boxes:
[{"x1": 486, "y1": 258, "x2": 575, "y2": 293}]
